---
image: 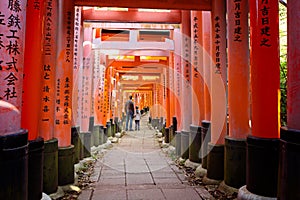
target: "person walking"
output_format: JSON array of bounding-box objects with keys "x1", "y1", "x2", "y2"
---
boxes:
[
  {"x1": 125, "y1": 95, "x2": 134, "y2": 131},
  {"x1": 134, "y1": 106, "x2": 141, "y2": 131}
]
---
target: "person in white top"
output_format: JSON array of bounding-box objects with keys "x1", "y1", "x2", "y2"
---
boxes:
[{"x1": 134, "y1": 106, "x2": 141, "y2": 131}]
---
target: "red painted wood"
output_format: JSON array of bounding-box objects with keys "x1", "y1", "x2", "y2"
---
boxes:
[
  {"x1": 227, "y1": 0, "x2": 250, "y2": 139},
  {"x1": 202, "y1": 11, "x2": 211, "y2": 122},
  {"x1": 0, "y1": 0, "x2": 27, "y2": 135},
  {"x1": 54, "y1": 0, "x2": 74, "y2": 147},
  {"x1": 75, "y1": 0, "x2": 212, "y2": 11},
  {"x1": 82, "y1": 9, "x2": 181, "y2": 24},
  {"x1": 191, "y1": 11, "x2": 205, "y2": 125},
  {"x1": 40, "y1": 0, "x2": 58, "y2": 141},
  {"x1": 22, "y1": 0, "x2": 46, "y2": 140},
  {"x1": 250, "y1": 0, "x2": 280, "y2": 138},
  {"x1": 210, "y1": 0, "x2": 227, "y2": 145},
  {"x1": 287, "y1": 0, "x2": 300, "y2": 130}
]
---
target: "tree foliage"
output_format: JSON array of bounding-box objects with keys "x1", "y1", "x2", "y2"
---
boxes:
[{"x1": 279, "y1": 3, "x2": 287, "y2": 126}]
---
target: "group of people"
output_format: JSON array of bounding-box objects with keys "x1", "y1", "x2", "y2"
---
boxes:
[{"x1": 124, "y1": 95, "x2": 141, "y2": 131}]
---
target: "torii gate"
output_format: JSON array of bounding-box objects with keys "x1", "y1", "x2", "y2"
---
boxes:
[{"x1": 0, "y1": 0, "x2": 299, "y2": 200}]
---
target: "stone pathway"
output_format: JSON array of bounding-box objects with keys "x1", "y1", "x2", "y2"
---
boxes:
[{"x1": 78, "y1": 114, "x2": 213, "y2": 200}]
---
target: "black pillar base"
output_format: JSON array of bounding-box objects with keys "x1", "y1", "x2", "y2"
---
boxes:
[
  {"x1": 106, "y1": 121, "x2": 112, "y2": 137},
  {"x1": 58, "y1": 145, "x2": 74, "y2": 186},
  {"x1": 175, "y1": 131, "x2": 181, "y2": 157},
  {"x1": 246, "y1": 135, "x2": 279, "y2": 197},
  {"x1": 224, "y1": 137, "x2": 246, "y2": 188},
  {"x1": 79, "y1": 132, "x2": 91, "y2": 158},
  {"x1": 278, "y1": 127, "x2": 300, "y2": 199},
  {"x1": 89, "y1": 117, "x2": 94, "y2": 146},
  {"x1": 28, "y1": 137, "x2": 44, "y2": 200},
  {"x1": 103, "y1": 127, "x2": 107, "y2": 143},
  {"x1": 0, "y1": 129, "x2": 28, "y2": 199},
  {"x1": 88, "y1": 116, "x2": 94, "y2": 134},
  {"x1": 189, "y1": 125, "x2": 202, "y2": 163},
  {"x1": 207, "y1": 143, "x2": 224, "y2": 180},
  {"x1": 172, "y1": 116, "x2": 177, "y2": 132},
  {"x1": 165, "y1": 128, "x2": 170, "y2": 143},
  {"x1": 43, "y1": 138, "x2": 58, "y2": 194},
  {"x1": 78, "y1": 132, "x2": 84, "y2": 160},
  {"x1": 201, "y1": 120, "x2": 211, "y2": 169},
  {"x1": 171, "y1": 117, "x2": 177, "y2": 147},
  {"x1": 114, "y1": 117, "x2": 119, "y2": 133},
  {"x1": 93, "y1": 125, "x2": 100, "y2": 147},
  {"x1": 99, "y1": 125, "x2": 104, "y2": 145},
  {"x1": 181, "y1": 131, "x2": 189, "y2": 159},
  {"x1": 71, "y1": 126, "x2": 80, "y2": 164},
  {"x1": 159, "y1": 117, "x2": 164, "y2": 132},
  {"x1": 169, "y1": 125, "x2": 175, "y2": 146}
]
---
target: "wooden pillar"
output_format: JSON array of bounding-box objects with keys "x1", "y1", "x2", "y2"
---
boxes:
[
  {"x1": 73, "y1": 6, "x2": 82, "y2": 129},
  {"x1": 181, "y1": 10, "x2": 192, "y2": 132},
  {"x1": 94, "y1": 51, "x2": 101, "y2": 125},
  {"x1": 22, "y1": 0, "x2": 45, "y2": 141},
  {"x1": 202, "y1": 12, "x2": 212, "y2": 122},
  {"x1": 165, "y1": 65, "x2": 170, "y2": 128},
  {"x1": 23, "y1": 1, "x2": 46, "y2": 199},
  {"x1": 55, "y1": 0, "x2": 75, "y2": 186},
  {"x1": 225, "y1": 0, "x2": 249, "y2": 189},
  {"x1": 239, "y1": 0, "x2": 280, "y2": 198},
  {"x1": 164, "y1": 64, "x2": 171, "y2": 142},
  {"x1": 189, "y1": 11, "x2": 204, "y2": 164},
  {"x1": 191, "y1": 11, "x2": 205, "y2": 126},
  {"x1": 41, "y1": 0, "x2": 58, "y2": 141},
  {"x1": 287, "y1": 1, "x2": 300, "y2": 129},
  {"x1": 71, "y1": 7, "x2": 83, "y2": 164},
  {"x1": 180, "y1": 10, "x2": 192, "y2": 159},
  {"x1": 169, "y1": 50, "x2": 176, "y2": 145},
  {"x1": 201, "y1": 11, "x2": 212, "y2": 169},
  {"x1": 55, "y1": 0, "x2": 75, "y2": 147},
  {"x1": 102, "y1": 78, "x2": 109, "y2": 127},
  {"x1": 0, "y1": 1, "x2": 26, "y2": 135},
  {"x1": 91, "y1": 49, "x2": 100, "y2": 146},
  {"x1": 169, "y1": 53, "x2": 175, "y2": 122},
  {"x1": 105, "y1": 66, "x2": 113, "y2": 123},
  {"x1": 174, "y1": 28, "x2": 182, "y2": 131},
  {"x1": 41, "y1": 0, "x2": 60, "y2": 194},
  {"x1": 81, "y1": 25, "x2": 93, "y2": 133},
  {"x1": 97, "y1": 54, "x2": 106, "y2": 127},
  {"x1": 278, "y1": 0, "x2": 300, "y2": 199},
  {"x1": 0, "y1": 1, "x2": 29, "y2": 199},
  {"x1": 158, "y1": 77, "x2": 164, "y2": 130},
  {"x1": 207, "y1": 0, "x2": 227, "y2": 181}
]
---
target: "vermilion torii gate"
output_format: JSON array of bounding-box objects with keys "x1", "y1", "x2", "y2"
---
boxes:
[{"x1": 0, "y1": 0, "x2": 299, "y2": 200}]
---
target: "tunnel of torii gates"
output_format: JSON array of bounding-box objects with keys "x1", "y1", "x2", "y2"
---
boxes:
[{"x1": 0, "y1": 0, "x2": 299, "y2": 199}]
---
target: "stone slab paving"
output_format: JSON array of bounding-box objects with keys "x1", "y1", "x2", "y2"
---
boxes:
[{"x1": 79, "y1": 114, "x2": 212, "y2": 200}]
